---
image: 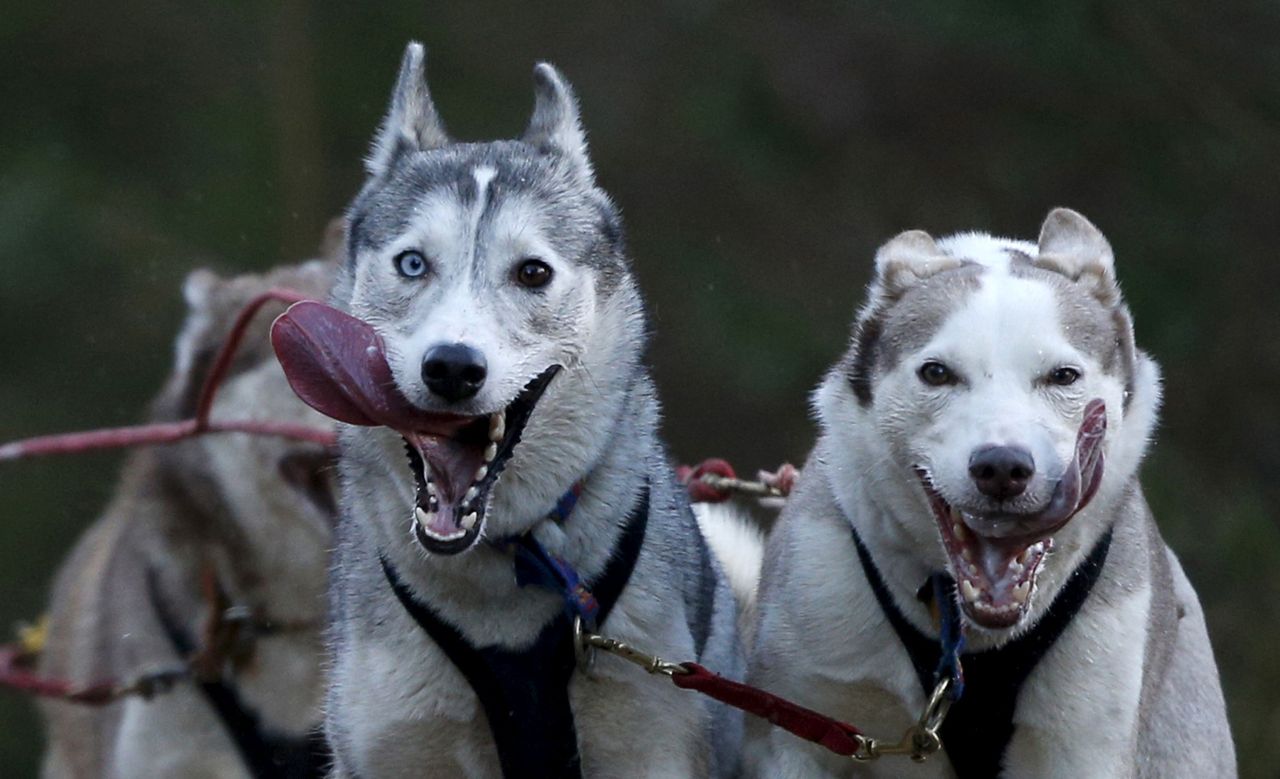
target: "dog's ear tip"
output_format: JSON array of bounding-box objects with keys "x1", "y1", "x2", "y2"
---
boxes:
[
  {"x1": 1038, "y1": 207, "x2": 1108, "y2": 250},
  {"x1": 523, "y1": 62, "x2": 593, "y2": 179},
  {"x1": 1045, "y1": 205, "x2": 1088, "y2": 223},
  {"x1": 532, "y1": 61, "x2": 557, "y2": 82},
  {"x1": 884, "y1": 229, "x2": 939, "y2": 252},
  {"x1": 182, "y1": 268, "x2": 221, "y2": 309},
  {"x1": 874, "y1": 228, "x2": 942, "y2": 270},
  {"x1": 529, "y1": 62, "x2": 577, "y2": 108}
]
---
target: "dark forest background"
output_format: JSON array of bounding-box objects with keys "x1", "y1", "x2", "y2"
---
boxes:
[{"x1": 1, "y1": 2, "x2": 1276, "y2": 774}]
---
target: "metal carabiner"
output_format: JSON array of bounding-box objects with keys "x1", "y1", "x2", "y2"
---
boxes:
[{"x1": 850, "y1": 676, "x2": 952, "y2": 762}]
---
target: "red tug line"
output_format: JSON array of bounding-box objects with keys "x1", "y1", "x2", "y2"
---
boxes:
[{"x1": 0, "y1": 288, "x2": 336, "y2": 462}]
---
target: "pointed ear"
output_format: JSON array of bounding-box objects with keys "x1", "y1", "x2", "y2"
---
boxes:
[
  {"x1": 366, "y1": 42, "x2": 450, "y2": 177},
  {"x1": 522, "y1": 63, "x2": 593, "y2": 179},
  {"x1": 872, "y1": 229, "x2": 963, "y2": 299},
  {"x1": 167, "y1": 269, "x2": 226, "y2": 418},
  {"x1": 1036, "y1": 208, "x2": 1119, "y2": 304}
]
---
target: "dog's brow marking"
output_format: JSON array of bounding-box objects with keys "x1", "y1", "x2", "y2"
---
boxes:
[
  {"x1": 470, "y1": 166, "x2": 497, "y2": 238},
  {"x1": 466, "y1": 165, "x2": 498, "y2": 279}
]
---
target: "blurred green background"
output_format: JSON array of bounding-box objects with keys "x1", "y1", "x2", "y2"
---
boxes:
[{"x1": 1, "y1": 1, "x2": 1276, "y2": 775}]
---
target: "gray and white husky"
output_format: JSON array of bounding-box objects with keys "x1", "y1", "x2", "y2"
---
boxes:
[
  {"x1": 39, "y1": 254, "x2": 338, "y2": 778},
  {"x1": 316, "y1": 44, "x2": 744, "y2": 778},
  {"x1": 746, "y1": 209, "x2": 1235, "y2": 777}
]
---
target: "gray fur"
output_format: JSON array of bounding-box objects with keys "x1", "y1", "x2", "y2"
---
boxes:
[
  {"x1": 325, "y1": 44, "x2": 743, "y2": 778},
  {"x1": 846, "y1": 266, "x2": 982, "y2": 404},
  {"x1": 39, "y1": 255, "x2": 339, "y2": 778}
]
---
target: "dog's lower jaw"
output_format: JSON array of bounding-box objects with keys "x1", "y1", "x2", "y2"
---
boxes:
[{"x1": 403, "y1": 365, "x2": 563, "y2": 556}]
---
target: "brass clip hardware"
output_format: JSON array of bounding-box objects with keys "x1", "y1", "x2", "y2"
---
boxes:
[
  {"x1": 851, "y1": 675, "x2": 952, "y2": 762},
  {"x1": 573, "y1": 617, "x2": 689, "y2": 677}
]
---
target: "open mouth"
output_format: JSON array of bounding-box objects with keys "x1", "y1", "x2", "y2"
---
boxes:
[
  {"x1": 403, "y1": 366, "x2": 560, "y2": 554},
  {"x1": 917, "y1": 399, "x2": 1107, "y2": 629},
  {"x1": 269, "y1": 300, "x2": 562, "y2": 556}
]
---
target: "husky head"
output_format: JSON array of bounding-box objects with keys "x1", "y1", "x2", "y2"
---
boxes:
[
  {"x1": 818, "y1": 208, "x2": 1161, "y2": 632},
  {"x1": 155, "y1": 258, "x2": 338, "y2": 601},
  {"x1": 333, "y1": 43, "x2": 643, "y2": 556}
]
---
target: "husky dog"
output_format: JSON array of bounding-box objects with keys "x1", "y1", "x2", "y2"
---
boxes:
[
  {"x1": 746, "y1": 209, "x2": 1235, "y2": 777},
  {"x1": 308, "y1": 44, "x2": 744, "y2": 778},
  {"x1": 39, "y1": 254, "x2": 338, "y2": 778}
]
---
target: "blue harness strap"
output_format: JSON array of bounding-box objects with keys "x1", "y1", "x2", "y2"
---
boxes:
[
  {"x1": 931, "y1": 573, "x2": 967, "y2": 701},
  {"x1": 381, "y1": 482, "x2": 649, "y2": 779},
  {"x1": 509, "y1": 487, "x2": 603, "y2": 630}
]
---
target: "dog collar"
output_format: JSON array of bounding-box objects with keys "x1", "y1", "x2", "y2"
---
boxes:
[{"x1": 851, "y1": 524, "x2": 1113, "y2": 777}]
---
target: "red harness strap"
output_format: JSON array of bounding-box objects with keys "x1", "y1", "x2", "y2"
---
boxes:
[
  {"x1": 672, "y1": 663, "x2": 866, "y2": 757},
  {"x1": 0, "y1": 644, "x2": 120, "y2": 705},
  {"x1": 0, "y1": 288, "x2": 336, "y2": 462}
]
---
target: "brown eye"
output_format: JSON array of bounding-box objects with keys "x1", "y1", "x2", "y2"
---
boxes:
[
  {"x1": 514, "y1": 258, "x2": 553, "y2": 289},
  {"x1": 1048, "y1": 366, "x2": 1081, "y2": 386},
  {"x1": 918, "y1": 361, "x2": 957, "y2": 387}
]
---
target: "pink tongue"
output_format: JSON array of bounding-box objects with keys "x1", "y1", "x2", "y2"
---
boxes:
[{"x1": 270, "y1": 301, "x2": 424, "y2": 431}]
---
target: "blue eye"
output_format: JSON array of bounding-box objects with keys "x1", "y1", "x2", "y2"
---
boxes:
[{"x1": 395, "y1": 250, "x2": 429, "y2": 279}]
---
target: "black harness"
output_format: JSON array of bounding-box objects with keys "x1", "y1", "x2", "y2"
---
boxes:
[
  {"x1": 851, "y1": 526, "x2": 1113, "y2": 778},
  {"x1": 380, "y1": 485, "x2": 650, "y2": 779},
  {"x1": 146, "y1": 569, "x2": 330, "y2": 779}
]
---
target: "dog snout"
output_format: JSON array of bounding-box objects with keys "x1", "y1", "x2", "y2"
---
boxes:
[
  {"x1": 968, "y1": 445, "x2": 1035, "y2": 500},
  {"x1": 422, "y1": 343, "x2": 487, "y2": 402}
]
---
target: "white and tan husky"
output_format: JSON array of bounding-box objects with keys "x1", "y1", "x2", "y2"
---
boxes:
[{"x1": 746, "y1": 209, "x2": 1235, "y2": 777}]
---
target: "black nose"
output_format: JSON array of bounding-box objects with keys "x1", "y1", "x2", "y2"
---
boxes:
[
  {"x1": 968, "y1": 445, "x2": 1035, "y2": 500},
  {"x1": 422, "y1": 343, "x2": 487, "y2": 403}
]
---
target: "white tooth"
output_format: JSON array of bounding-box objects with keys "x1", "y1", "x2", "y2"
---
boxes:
[
  {"x1": 1012, "y1": 581, "x2": 1031, "y2": 604},
  {"x1": 961, "y1": 579, "x2": 981, "y2": 603},
  {"x1": 460, "y1": 512, "x2": 478, "y2": 530},
  {"x1": 421, "y1": 525, "x2": 464, "y2": 541},
  {"x1": 474, "y1": 465, "x2": 488, "y2": 482},
  {"x1": 952, "y1": 521, "x2": 968, "y2": 541},
  {"x1": 1017, "y1": 547, "x2": 1032, "y2": 565},
  {"x1": 426, "y1": 480, "x2": 437, "y2": 496},
  {"x1": 1008, "y1": 560, "x2": 1025, "y2": 575},
  {"x1": 489, "y1": 413, "x2": 505, "y2": 442},
  {"x1": 961, "y1": 546, "x2": 974, "y2": 563},
  {"x1": 484, "y1": 443, "x2": 498, "y2": 462},
  {"x1": 415, "y1": 506, "x2": 432, "y2": 525},
  {"x1": 464, "y1": 486, "x2": 478, "y2": 504}
]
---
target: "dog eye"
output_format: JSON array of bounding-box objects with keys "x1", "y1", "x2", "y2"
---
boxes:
[
  {"x1": 1047, "y1": 366, "x2": 1081, "y2": 386},
  {"x1": 514, "y1": 258, "x2": 553, "y2": 289},
  {"x1": 395, "y1": 250, "x2": 430, "y2": 279},
  {"x1": 918, "y1": 361, "x2": 957, "y2": 387}
]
